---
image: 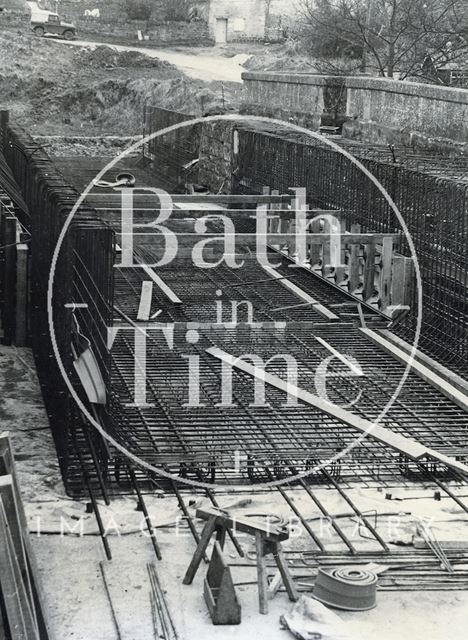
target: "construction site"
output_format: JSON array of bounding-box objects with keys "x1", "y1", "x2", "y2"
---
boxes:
[{"x1": 1, "y1": 42, "x2": 468, "y2": 640}]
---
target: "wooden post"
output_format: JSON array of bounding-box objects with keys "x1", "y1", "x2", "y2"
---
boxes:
[
  {"x1": 391, "y1": 255, "x2": 414, "y2": 308},
  {"x1": 271, "y1": 543, "x2": 298, "y2": 603},
  {"x1": 137, "y1": 281, "x2": 153, "y2": 322},
  {"x1": 268, "y1": 189, "x2": 282, "y2": 241},
  {"x1": 363, "y1": 243, "x2": 376, "y2": 301},
  {"x1": 255, "y1": 532, "x2": 269, "y2": 615},
  {"x1": 333, "y1": 218, "x2": 346, "y2": 286},
  {"x1": 3, "y1": 214, "x2": 17, "y2": 345},
  {"x1": 379, "y1": 236, "x2": 393, "y2": 314},
  {"x1": 309, "y1": 217, "x2": 321, "y2": 269},
  {"x1": 321, "y1": 217, "x2": 331, "y2": 279},
  {"x1": 0, "y1": 476, "x2": 28, "y2": 580},
  {"x1": 348, "y1": 223, "x2": 362, "y2": 294},
  {"x1": 183, "y1": 516, "x2": 218, "y2": 585},
  {"x1": 15, "y1": 221, "x2": 28, "y2": 346}
]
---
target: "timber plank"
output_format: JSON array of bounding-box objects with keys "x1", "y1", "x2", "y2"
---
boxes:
[{"x1": 206, "y1": 346, "x2": 427, "y2": 460}]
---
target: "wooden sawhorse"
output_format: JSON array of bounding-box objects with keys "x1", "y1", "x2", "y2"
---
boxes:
[{"x1": 183, "y1": 506, "x2": 298, "y2": 614}]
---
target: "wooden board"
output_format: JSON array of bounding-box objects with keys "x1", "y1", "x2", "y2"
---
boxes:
[
  {"x1": 0, "y1": 494, "x2": 39, "y2": 640},
  {"x1": 315, "y1": 337, "x2": 363, "y2": 376},
  {"x1": 137, "y1": 232, "x2": 400, "y2": 245},
  {"x1": 379, "y1": 236, "x2": 393, "y2": 312},
  {"x1": 87, "y1": 194, "x2": 294, "y2": 205},
  {"x1": 348, "y1": 223, "x2": 362, "y2": 294},
  {"x1": 204, "y1": 542, "x2": 241, "y2": 625},
  {"x1": 0, "y1": 476, "x2": 29, "y2": 581},
  {"x1": 0, "y1": 433, "x2": 55, "y2": 640},
  {"x1": 206, "y1": 347, "x2": 428, "y2": 460},
  {"x1": 360, "y1": 328, "x2": 468, "y2": 415},
  {"x1": 390, "y1": 255, "x2": 414, "y2": 307},
  {"x1": 137, "y1": 281, "x2": 153, "y2": 321},
  {"x1": 378, "y1": 330, "x2": 468, "y2": 396},
  {"x1": 363, "y1": 243, "x2": 376, "y2": 301},
  {"x1": 15, "y1": 219, "x2": 28, "y2": 347},
  {"x1": 196, "y1": 506, "x2": 289, "y2": 542},
  {"x1": 141, "y1": 266, "x2": 182, "y2": 305}
]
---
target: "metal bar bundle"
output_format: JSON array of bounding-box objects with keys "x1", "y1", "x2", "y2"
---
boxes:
[{"x1": 147, "y1": 563, "x2": 178, "y2": 640}]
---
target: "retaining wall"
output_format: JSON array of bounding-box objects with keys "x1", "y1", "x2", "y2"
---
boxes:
[
  {"x1": 59, "y1": 1, "x2": 211, "y2": 45},
  {"x1": 344, "y1": 76, "x2": 468, "y2": 150},
  {"x1": 198, "y1": 120, "x2": 235, "y2": 193},
  {"x1": 241, "y1": 71, "x2": 468, "y2": 150},
  {"x1": 70, "y1": 17, "x2": 212, "y2": 44},
  {"x1": 241, "y1": 72, "x2": 346, "y2": 130}
]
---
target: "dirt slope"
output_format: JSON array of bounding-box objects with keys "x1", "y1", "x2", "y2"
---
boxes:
[{"x1": 1, "y1": 33, "x2": 240, "y2": 135}]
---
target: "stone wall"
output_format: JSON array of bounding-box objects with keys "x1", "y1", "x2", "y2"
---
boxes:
[
  {"x1": 344, "y1": 76, "x2": 468, "y2": 150},
  {"x1": 241, "y1": 71, "x2": 468, "y2": 150},
  {"x1": 198, "y1": 120, "x2": 235, "y2": 193},
  {"x1": 141, "y1": 107, "x2": 235, "y2": 193},
  {"x1": 241, "y1": 72, "x2": 346, "y2": 130},
  {"x1": 208, "y1": 0, "x2": 295, "y2": 42},
  {"x1": 72, "y1": 17, "x2": 212, "y2": 44},
  {"x1": 59, "y1": 0, "x2": 212, "y2": 45}
]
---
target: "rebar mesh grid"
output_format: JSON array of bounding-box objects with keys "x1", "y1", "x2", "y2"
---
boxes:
[
  {"x1": 233, "y1": 124, "x2": 468, "y2": 375},
  {"x1": 1, "y1": 124, "x2": 115, "y2": 491},
  {"x1": 142, "y1": 106, "x2": 200, "y2": 190}
]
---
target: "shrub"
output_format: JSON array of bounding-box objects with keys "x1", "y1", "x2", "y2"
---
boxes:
[
  {"x1": 124, "y1": 0, "x2": 152, "y2": 21},
  {"x1": 163, "y1": 0, "x2": 190, "y2": 22}
]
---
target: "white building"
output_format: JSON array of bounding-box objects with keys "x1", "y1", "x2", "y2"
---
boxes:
[{"x1": 203, "y1": 0, "x2": 298, "y2": 43}]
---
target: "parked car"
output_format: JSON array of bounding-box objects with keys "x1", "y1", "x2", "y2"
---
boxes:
[{"x1": 31, "y1": 12, "x2": 77, "y2": 40}]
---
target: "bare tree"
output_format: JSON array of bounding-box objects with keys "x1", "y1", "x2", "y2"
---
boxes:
[{"x1": 299, "y1": 0, "x2": 468, "y2": 80}]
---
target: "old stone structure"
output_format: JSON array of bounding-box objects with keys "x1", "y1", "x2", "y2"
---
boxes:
[
  {"x1": 206, "y1": 0, "x2": 297, "y2": 43},
  {"x1": 56, "y1": 0, "x2": 212, "y2": 44},
  {"x1": 242, "y1": 71, "x2": 347, "y2": 131},
  {"x1": 198, "y1": 119, "x2": 235, "y2": 192},
  {"x1": 38, "y1": 0, "x2": 296, "y2": 44},
  {"x1": 242, "y1": 71, "x2": 468, "y2": 152},
  {"x1": 344, "y1": 76, "x2": 468, "y2": 150}
]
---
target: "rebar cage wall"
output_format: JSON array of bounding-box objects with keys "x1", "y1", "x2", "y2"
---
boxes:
[
  {"x1": 232, "y1": 126, "x2": 468, "y2": 374},
  {"x1": 143, "y1": 106, "x2": 200, "y2": 190},
  {"x1": 0, "y1": 122, "x2": 115, "y2": 491}
]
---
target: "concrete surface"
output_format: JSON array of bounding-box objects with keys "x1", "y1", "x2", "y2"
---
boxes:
[
  {"x1": 31, "y1": 533, "x2": 468, "y2": 640},
  {"x1": 2, "y1": 344, "x2": 468, "y2": 640}
]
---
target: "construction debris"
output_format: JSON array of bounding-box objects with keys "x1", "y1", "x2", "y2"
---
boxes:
[{"x1": 281, "y1": 596, "x2": 357, "y2": 640}]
